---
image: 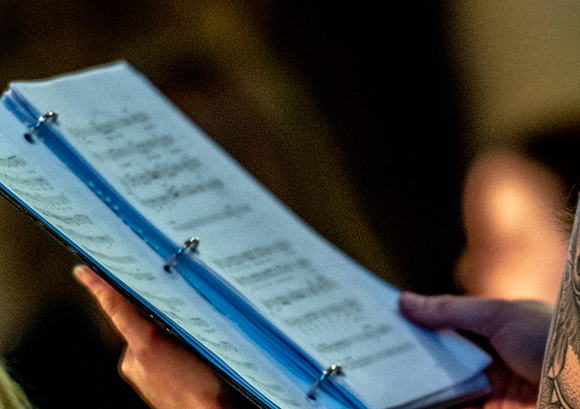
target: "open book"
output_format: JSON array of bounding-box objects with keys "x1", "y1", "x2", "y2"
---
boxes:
[{"x1": 0, "y1": 62, "x2": 490, "y2": 409}]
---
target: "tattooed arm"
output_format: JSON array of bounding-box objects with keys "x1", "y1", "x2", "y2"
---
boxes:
[{"x1": 536, "y1": 242, "x2": 580, "y2": 409}]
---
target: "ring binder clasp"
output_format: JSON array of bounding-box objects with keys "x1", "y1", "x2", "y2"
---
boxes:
[
  {"x1": 24, "y1": 112, "x2": 58, "y2": 143},
  {"x1": 307, "y1": 364, "x2": 343, "y2": 400},
  {"x1": 164, "y1": 237, "x2": 200, "y2": 273}
]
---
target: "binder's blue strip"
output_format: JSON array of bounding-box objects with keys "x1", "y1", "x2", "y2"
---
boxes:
[{"x1": 2, "y1": 89, "x2": 365, "y2": 409}]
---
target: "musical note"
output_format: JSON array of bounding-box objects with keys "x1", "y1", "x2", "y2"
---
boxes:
[
  {"x1": 39, "y1": 209, "x2": 93, "y2": 227},
  {"x1": 67, "y1": 111, "x2": 149, "y2": 140},
  {"x1": 11, "y1": 188, "x2": 69, "y2": 207},
  {"x1": 0, "y1": 155, "x2": 26, "y2": 168},
  {"x1": 261, "y1": 275, "x2": 338, "y2": 311},
  {"x1": 234, "y1": 259, "x2": 311, "y2": 286},
  {"x1": 315, "y1": 324, "x2": 393, "y2": 354},
  {"x1": 139, "y1": 178, "x2": 224, "y2": 209},
  {"x1": 284, "y1": 298, "x2": 363, "y2": 328},
  {"x1": 173, "y1": 204, "x2": 252, "y2": 231},
  {"x1": 212, "y1": 241, "x2": 292, "y2": 270},
  {"x1": 342, "y1": 342, "x2": 415, "y2": 371},
  {"x1": 120, "y1": 157, "x2": 201, "y2": 188},
  {"x1": 0, "y1": 172, "x2": 53, "y2": 191},
  {"x1": 95, "y1": 134, "x2": 174, "y2": 161},
  {"x1": 56, "y1": 226, "x2": 114, "y2": 246}
]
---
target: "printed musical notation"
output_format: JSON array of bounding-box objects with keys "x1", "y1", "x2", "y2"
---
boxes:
[
  {"x1": 315, "y1": 324, "x2": 393, "y2": 354},
  {"x1": 94, "y1": 134, "x2": 174, "y2": 161},
  {"x1": 0, "y1": 151, "x2": 159, "y2": 282},
  {"x1": 68, "y1": 111, "x2": 150, "y2": 140},
  {"x1": 66, "y1": 109, "x2": 257, "y2": 236},
  {"x1": 261, "y1": 275, "x2": 338, "y2": 311},
  {"x1": 172, "y1": 204, "x2": 252, "y2": 231},
  {"x1": 120, "y1": 157, "x2": 202, "y2": 188},
  {"x1": 283, "y1": 298, "x2": 363, "y2": 329},
  {"x1": 140, "y1": 179, "x2": 224, "y2": 209},
  {"x1": 343, "y1": 342, "x2": 415, "y2": 371},
  {"x1": 212, "y1": 241, "x2": 293, "y2": 270},
  {"x1": 234, "y1": 259, "x2": 311, "y2": 287}
]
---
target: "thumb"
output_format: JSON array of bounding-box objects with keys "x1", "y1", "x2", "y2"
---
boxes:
[{"x1": 398, "y1": 293, "x2": 506, "y2": 335}]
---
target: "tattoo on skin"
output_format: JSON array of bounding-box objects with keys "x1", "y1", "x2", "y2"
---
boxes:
[{"x1": 538, "y1": 221, "x2": 580, "y2": 409}]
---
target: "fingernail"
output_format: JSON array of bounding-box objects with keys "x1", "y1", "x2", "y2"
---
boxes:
[{"x1": 73, "y1": 266, "x2": 95, "y2": 289}]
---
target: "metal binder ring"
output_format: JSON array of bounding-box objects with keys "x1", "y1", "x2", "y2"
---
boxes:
[
  {"x1": 307, "y1": 364, "x2": 342, "y2": 400},
  {"x1": 25, "y1": 111, "x2": 58, "y2": 143},
  {"x1": 164, "y1": 237, "x2": 200, "y2": 273}
]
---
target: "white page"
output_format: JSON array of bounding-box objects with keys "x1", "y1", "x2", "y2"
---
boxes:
[
  {"x1": 11, "y1": 62, "x2": 490, "y2": 409},
  {"x1": 0, "y1": 111, "x2": 351, "y2": 409}
]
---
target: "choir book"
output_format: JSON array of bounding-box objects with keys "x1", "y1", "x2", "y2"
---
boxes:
[{"x1": 0, "y1": 62, "x2": 490, "y2": 409}]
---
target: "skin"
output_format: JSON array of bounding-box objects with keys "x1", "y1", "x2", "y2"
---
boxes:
[
  {"x1": 74, "y1": 266, "x2": 245, "y2": 409},
  {"x1": 398, "y1": 293, "x2": 553, "y2": 409},
  {"x1": 457, "y1": 150, "x2": 568, "y2": 305}
]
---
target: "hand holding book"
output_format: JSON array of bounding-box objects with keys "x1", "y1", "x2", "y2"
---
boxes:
[
  {"x1": 400, "y1": 294, "x2": 550, "y2": 408},
  {"x1": 74, "y1": 265, "x2": 239, "y2": 409}
]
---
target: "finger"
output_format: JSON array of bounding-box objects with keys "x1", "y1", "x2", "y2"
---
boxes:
[
  {"x1": 74, "y1": 266, "x2": 155, "y2": 345},
  {"x1": 398, "y1": 293, "x2": 520, "y2": 338},
  {"x1": 399, "y1": 293, "x2": 551, "y2": 383}
]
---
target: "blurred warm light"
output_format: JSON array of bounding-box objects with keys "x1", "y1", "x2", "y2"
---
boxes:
[
  {"x1": 487, "y1": 177, "x2": 535, "y2": 239},
  {"x1": 456, "y1": 150, "x2": 569, "y2": 304}
]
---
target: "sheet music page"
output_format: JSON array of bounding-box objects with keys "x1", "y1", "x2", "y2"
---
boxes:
[
  {"x1": 0, "y1": 112, "x2": 347, "y2": 409},
  {"x1": 12, "y1": 63, "x2": 490, "y2": 409}
]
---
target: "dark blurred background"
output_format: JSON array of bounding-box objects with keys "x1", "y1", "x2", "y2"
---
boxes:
[{"x1": 0, "y1": 0, "x2": 490, "y2": 407}]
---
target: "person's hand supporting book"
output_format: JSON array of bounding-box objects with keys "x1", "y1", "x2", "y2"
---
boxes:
[
  {"x1": 399, "y1": 293, "x2": 551, "y2": 409},
  {"x1": 74, "y1": 266, "x2": 245, "y2": 409}
]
